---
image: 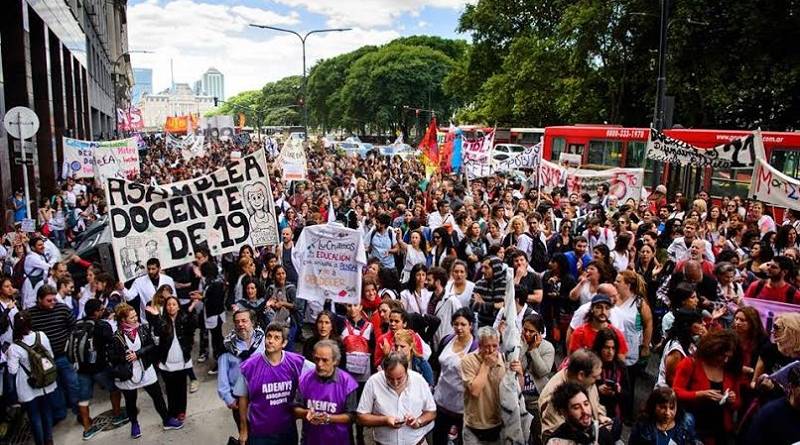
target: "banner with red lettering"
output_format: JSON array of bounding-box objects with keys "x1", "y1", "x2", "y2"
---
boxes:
[
  {"x1": 750, "y1": 157, "x2": 800, "y2": 211},
  {"x1": 62, "y1": 137, "x2": 140, "y2": 181},
  {"x1": 538, "y1": 159, "x2": 568, "y2": 192},
  {"x1": 117, "y1": 107, "x2": 144, "y2": 131},
  {"x1": 566, "y1": 168, "x2": 645, "y2": 203}
]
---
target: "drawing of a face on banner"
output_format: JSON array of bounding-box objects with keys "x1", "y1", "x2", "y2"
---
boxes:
[{"x1": 242, "y1": 180, "x2": 278, "y2": 245}]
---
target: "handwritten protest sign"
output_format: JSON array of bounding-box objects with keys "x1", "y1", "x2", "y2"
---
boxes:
[
  {"x1": 280, "y1": 138, "x2": 308, "y2": 181},
  {"x1": 539, "y1": 159, "x2": 568, "y2": 192},
  {"x1": 497, "y1": 142, "x2": 542, "y2": 172},
  {"x1": 291, "y1": 224, "x2": 367, "y2": 305},
  {"x1": 750, "y1": 157, "x2": 800, "y2": 211},
  {"x1": 106, "y1": 149, "x2": 278, "y2": 282},
  {"x1": 566, "y1": 168, "x2": 645, "y2": 203},
  {"x1": 646, "y1": 128, "x2": 761, "y2": 169},
  {"x1": 63, "y1": 137, "x2": 141, "y2": 180}
]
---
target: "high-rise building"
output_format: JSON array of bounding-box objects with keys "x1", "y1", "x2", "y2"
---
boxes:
[
  {"x1": 201, "y1": 67, "x2": 224, "y2": 101},
  {"x1": 132, "y1": 68, "x2": 153, "y2": 104}
]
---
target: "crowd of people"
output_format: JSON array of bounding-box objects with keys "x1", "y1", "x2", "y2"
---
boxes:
[{"x1": 1, "y1": 136, "x2": 799, "y2": 445}]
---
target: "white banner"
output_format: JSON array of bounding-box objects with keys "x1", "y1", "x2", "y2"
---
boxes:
[
  {"x1": 107, "y1": 149, "x2": 279, "y2": 282},
  {"x1": 497, "y1": 142, "x2": 542, "y2": 172},
  {"x1": 566, "y1": 168, "x2": 645, "y2": 203},
  {"x1": 62, "y1": 137, "x2": 95, "y2": 178},
  {"x1": 538, "y1": 159, "x2": 568, "y2": 192},
  {"x1": 93, "y1": 138, "x2": 141, "y2": 181},
  {"x1": 181, "y1": 134, "x2": 206, "y2": 161},
  {"x1": 750, "y1": 157, "x2": 800, "y2": 211},
  {"x1": 291, "y1": 224, "x2": 367, "y2": 305},
  {"x1": 646, "y1": 128, "x2": 761, "y2": 169},
  {"x1": 280, "y1": 138, "x2": 307, "y2": 181},
  {"x1": 199, "y1": 115, "x2": 236, "y2": 140}
]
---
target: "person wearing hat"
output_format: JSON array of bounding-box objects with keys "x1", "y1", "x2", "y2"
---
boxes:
[
  {"x1": 568, "y1": 293, "x2": 629, "y2": 363},
  {"x1": 648, "y1": 184, "x2": 668, "y2": 214}
]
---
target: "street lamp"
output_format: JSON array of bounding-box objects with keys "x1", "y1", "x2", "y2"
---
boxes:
[
  {"x1": 113, "y1": 50, "x2": 153, "y2": 136},
  {"x1": 249, "y1": 24, "x2": 351, "y2": 133}
]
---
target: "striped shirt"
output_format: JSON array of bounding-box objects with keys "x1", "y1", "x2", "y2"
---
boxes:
[{"x1": 26, "y1": 304, "x2": 76, "y2": 357}]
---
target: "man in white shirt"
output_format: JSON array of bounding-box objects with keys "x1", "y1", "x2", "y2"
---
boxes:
[
  {"x1": 122, "y1": 258, "x2": 176, "y2": 323},
  {"x1": 667, "y1": 218, "x2": 715, "y2": 263},
  {"x1": 582, "y1": 218, "x2": 615, "y2": 251},
  {"x1": 22, "y1": 237, "x2": 53, "y2": 309},
  {"x1": 356, "y1": 352, "x2": 436, "y2": 445},
  {"x1": 427, "y1": 200, "x2": 455, "y2": 231}
]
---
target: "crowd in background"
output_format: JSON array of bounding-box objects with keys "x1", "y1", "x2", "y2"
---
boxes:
[{"x1": 0, "y1": 137, "x2": 799, "y2": 445}]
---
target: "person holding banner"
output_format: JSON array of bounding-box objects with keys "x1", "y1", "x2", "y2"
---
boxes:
[{"x1": 744, "y1": 256, "x2": 800, "y2": 304}]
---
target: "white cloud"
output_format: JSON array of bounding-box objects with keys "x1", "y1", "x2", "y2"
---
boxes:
[
  {"x1": 270, "y1": 0, "x2": 472, "y2": 29},
  {"x1": 417, "y1": 20, "x2": 429, "y2": 28},
  {"x1": 127, "y1": 0, "x2": 399, "y2": 98}
]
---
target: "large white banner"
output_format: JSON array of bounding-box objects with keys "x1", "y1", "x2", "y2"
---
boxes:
[
  {"x1": 107, "y1": 149, "x2": 279, "y2": 281},
  {"x1": 291, "y1": 224, "x2": 367, "y2": 305},
  {"x1": 538, "y1": 159, "x2": 568, "y2": 192},
  {"x1": 750, "y1": 157, "x2": 800, "y2": 211},
  {"x1": 280, "y1": 138, "x2": 308, "y2": 181},
  {"x1": 646, "y1": 128, "x2": 761, "y2": 169},
  {"x1": 63, "y1": 137, "x2": 141, "y2": 180},
  {"x1": 463, "y1": 130, "x2": 495, "y2": 179},
  {"x1": 181, "y1": 134, "x2": 207, "y2": 161}
]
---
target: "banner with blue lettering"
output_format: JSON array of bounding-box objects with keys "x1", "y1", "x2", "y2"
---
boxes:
[
  {"x1": 106, "y1": 149, "x2": 278, "y2": 282},
  {"x1": 291, "y1": 224, "x2": 367, "y2": 305}
]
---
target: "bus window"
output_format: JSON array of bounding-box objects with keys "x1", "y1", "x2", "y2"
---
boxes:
[
  {"x1": 626, "y1": 141, "x2": 656, "y2": 186},
  {"x1": 587, "y1": 140, "x2": 622, "y2": 167},
  {"x1": 552, "y1": 137, "x2": 566, "y2": 160},
  {"x1": 771, "y1": 149, "x2": 800, "y2": 178}
]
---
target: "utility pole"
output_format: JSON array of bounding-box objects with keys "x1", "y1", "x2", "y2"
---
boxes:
[{"x1": 651, "y1": 0, "x2": 670, "y2": 188}]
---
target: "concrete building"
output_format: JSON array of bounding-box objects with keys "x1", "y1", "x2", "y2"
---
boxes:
[
  {"x1": 132, "y1": 67, "x2": 152, "y2": 104},
  {"x1": 200, "y1": 67, "x2": 224, "y2": 101},
  {"x1": 139, "y1": 82, "x2": 215, "y2": 130},
  {"x1": 0, "y1": 0, "x2": 131, "y2": 210}
]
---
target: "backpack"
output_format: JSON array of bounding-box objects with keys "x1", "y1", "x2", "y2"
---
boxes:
[
  {"x1": 15, "y1": 332, "x2": 58, "y2": 388},
  {"x1": 0, "y1": 304, "x2": 12, "y2": 336},
  {"x1": 66, "y1": 319, "x2": 97, "y2": 368},
  {"x1": 752, "y1": 280, "x2": 797, "y2": 304},
  {"x1": 342, "y1": 319, "x2": 371, "y2": 375}
]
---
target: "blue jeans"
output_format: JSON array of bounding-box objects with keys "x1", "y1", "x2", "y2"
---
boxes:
[
  {"x1": 24, "y1": 391, "x2": 57, "y2": 445},
  {"x1": 51, "y1": 355, "x2": 80, "y2": 421},
  {"x1": 49, "y1": 229, "x2": 66, "y2": 249}
]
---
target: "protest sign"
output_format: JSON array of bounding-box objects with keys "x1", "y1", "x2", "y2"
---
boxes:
[
  {"x1": 497, "y1": 142, "x2": 542, "y2": 172},
  {"x1": 750, "y1": 157, "x2": 800, "y2": 211},
  {"x1": 539, "y1": 159, "x2": 568, "y2": 192},
  {"x1": 291, "y1": 223, "x2": 367, "y2": 305},
  {"x1": 462, "y1": 130, "x2": 494, "y2": 164},
  {"x1": 106, "y1": 149, "x2": 278, "y2": 282},
  {"x1": 280, "y1": 138, "x2": 308, "y2": 181},
  {"x1": 62, "y1": 137, "x2": 96, "y2": 178},
  {"x1": 200, "y1": 115, "x2": 235, "y2": 140},
  {"x1": 743, "y1": 298, "x2": 800, "y2": 331},
  {"x1": 93, "y1": 138, "x2": 141, "y2": 181},
  {"x1": 117, "y1": 107, "x2": 143, "y2": 132},
  {"x1": 566, "y1": 168, "x2": 645, "y2": 203},
  {"x1": 646, "y1": 128, "x2": 761, "y2": 169},
  {"x1": 181, "y1": 134, "x2": 206, "y2": 161},
  {"x1": 62, "y1": 137, "x2": 141, "y2": 180}
]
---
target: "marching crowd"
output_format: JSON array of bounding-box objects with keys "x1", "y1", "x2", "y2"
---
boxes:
[{"x1": 1, "y1": 137, "x2": 800, "y2": 445}]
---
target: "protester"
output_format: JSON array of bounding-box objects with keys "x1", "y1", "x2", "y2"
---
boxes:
[
  {"x1": 546, "y1": 382, "x2": 614, "y2": 445},
  {"x1": 217, "y1": 309, "x2": 265, "y2": 431},
  {"x1": 149, "y1": 295, "x2": 195, "y2": 421},
  {"x1": 628, "y1": 387, "x2": 699, "y2": 445}
]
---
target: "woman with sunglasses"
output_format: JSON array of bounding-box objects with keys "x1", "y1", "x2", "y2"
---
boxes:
[{"x1": 429, "y1": 226, "x2": 455, "y2": 268}]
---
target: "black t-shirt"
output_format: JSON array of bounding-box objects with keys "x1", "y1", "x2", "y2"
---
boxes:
[{"x1": 759, "y1": 341, "x2": 795, "y2": 376}]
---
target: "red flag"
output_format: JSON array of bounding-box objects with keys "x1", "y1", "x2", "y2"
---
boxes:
[
  {"x1": 439, "y1": 123, "x2": 456, "y2": 173},
  {"x1": 418, "y1": 117, "x2": 439, "y2": 166}
]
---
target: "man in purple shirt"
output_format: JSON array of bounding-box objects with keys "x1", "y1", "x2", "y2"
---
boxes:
[
  {"x1": 235, "y1": 323, "x2": 305, "y2": 445},
  {"x1": 293, "y1": 339, "x2": 359, "y2": 444}
]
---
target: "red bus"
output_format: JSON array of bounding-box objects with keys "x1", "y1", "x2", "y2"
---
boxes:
[{"x1": 542, "y1": 125, "x2": 800, "y2": 198}]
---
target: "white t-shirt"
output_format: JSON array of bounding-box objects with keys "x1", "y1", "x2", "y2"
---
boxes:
[
  {"x1": 7, "y1": 332, "x2": 58, "y2": 402},
  {"x1": 445, "y1": 280, "x2": 476, "y2": 308},
  {"x1": 400, "y1": 289, "x2": 433, "y2": 315}
]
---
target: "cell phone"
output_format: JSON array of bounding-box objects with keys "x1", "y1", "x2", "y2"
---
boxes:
[{"x1": 604, "y1": 379, "x2": 617, "y2": 387}]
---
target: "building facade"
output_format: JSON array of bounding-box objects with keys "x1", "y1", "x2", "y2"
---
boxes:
[
  {"x1": 0, "y1": 0, "x2": 131, "y2": 213},
  {"x1": 201, "y1": 67, "x2": 224, "y2": 101},
  {"x1": 139, "y1": 82, "x2": 215, "y2": 130},
  {"x1": 132, "y1": 67, "x2": 152, "y2": 104}
]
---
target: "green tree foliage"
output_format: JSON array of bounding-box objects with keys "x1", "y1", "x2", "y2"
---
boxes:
[{"x1": 453, "y1": 0, "x2": 800, "y2": 130}]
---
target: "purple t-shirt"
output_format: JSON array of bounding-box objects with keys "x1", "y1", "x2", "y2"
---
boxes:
[
  {"x1": 240, "y1": 351, "x2": 305, "y2": 437},
  {"x1": 297, "y1": 369, "x2": 358, "y2": 443}
]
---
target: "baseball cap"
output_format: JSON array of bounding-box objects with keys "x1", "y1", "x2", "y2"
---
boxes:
[
  {"x1": 590, "y1": 294, "x2": 612, "y2": 307},
  {"x1": 655, "y1": 185, "x2": 667, "y2": 194}
]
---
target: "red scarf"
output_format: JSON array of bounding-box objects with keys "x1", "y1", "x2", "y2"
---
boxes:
[{"x1": 120, "y1": 320, "x2": 139, "y2": 343}]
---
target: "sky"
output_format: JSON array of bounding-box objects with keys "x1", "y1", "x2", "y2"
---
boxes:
[{"x1": 127, "y1": 0, "x2": 472, "y2": 99}]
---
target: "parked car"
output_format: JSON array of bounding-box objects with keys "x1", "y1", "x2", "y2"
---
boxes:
[{"x1": 492, "y1": 143, "x2": 526, "y2": 163}]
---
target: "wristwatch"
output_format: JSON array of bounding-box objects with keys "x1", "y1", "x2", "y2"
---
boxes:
[{"x1": 324, "y1": 413, "x2": 331, "y2": 424}]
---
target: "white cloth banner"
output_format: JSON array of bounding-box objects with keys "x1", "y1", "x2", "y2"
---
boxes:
[
  {"x1": 538, "y1": 159, "x2": 568, "y2": 192},
  {"x1": 280, "y1": 138, "x2": 308, "y2": 181},
  {"x1": 566, "y1": 167, "x2": 645, "y2": 203},
  {"x1": 646, "y1": 128, "x2": 761, "y2": 169},
  {"x1": 107, "y1": 149, "x2": 279, "y2": 282},
  {"x1": 63, "y1": 137, "x2": 141, "y2": 181},
  {"x1": 291, "y1": 223, "x2": 367, "y2": 305},
  {"x1": 497, "y1": 142, "x2": 543, "y2": 172},
  {"x1": 181, "y1": 134, "x2": 206, "y2": 161},
  {"x1": 750, "y1": 157, "x2": 800, "y2": 211}
]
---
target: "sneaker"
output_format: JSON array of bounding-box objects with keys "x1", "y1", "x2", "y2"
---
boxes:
[
  {"x1": 130, "y1": 422, "x2": 142, "y2": 439},
  {"x1": 207, "y1": 366, "x2": 218, "y2": 375},
  {"x1": 82, "y1": 424, "x2": 103, "y2": 440},
  {"x1": 163, "y1": 417, "x2": 184, "y2": 431},
  {"x1": 197, "y1": 354, "x2": 208, "y2": 363},
  {"x1": 111, "y1": 413, "x2": 129, "y2": 427},
  {"x1": 189, "y1": 380, "x2": 199, "y2": 393}
]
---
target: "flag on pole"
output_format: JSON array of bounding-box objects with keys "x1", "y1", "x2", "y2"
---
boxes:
[
  {"x1": 419, "y1": 117, "x2": 439, "y2": 177},
  {"x1": 451, "y1": 127, "x2": 463, "y2": 173},
  {"x1": 439, "y1": 123, "x2": 456, "y2": 173}
]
